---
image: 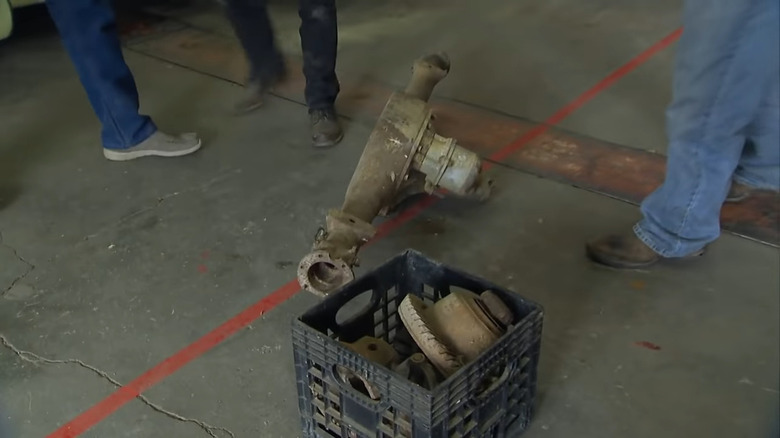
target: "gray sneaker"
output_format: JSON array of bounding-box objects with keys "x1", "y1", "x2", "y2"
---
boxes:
[{"x1": 103, "y1": 131, "x2": 202, "y2": 161}]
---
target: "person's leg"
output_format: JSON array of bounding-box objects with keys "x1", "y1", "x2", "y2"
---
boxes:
[
  {"x1": 734, "y1": 49, "x2": 780, "y2": 192},
  {"x1": 46, "y1": 0, "x2": 200, "y2": 160},
  {"x1": 587, "y1": 0, "x2": 778, "y2": 267},
  {"x1": 298, "y1": 0, "x2": 339, "y2": 110},
  {"x1": 298, "y1": 0, "x2": 342, "y2": 147},
  {"x1": 224, "y1": 0, "x2": 287, "y2": 114},
  {"x1": 45, "y1": 0, "x2": 156, "y2": 150}
]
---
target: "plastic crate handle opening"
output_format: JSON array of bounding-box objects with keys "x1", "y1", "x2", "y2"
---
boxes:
[{"x1": 476, "y1": 362, "x2": 514, "y2": 400}]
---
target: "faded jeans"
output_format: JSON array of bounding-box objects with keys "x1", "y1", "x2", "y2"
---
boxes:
[
  {"x1": 635, "y1": 0, "x2": 780, "y2": 257},
  {"x1": 224, "y1": 0, "x2": 340, "y2": 111},
  {"x1": 46, "y1": 0, "x2": 157, "y2": 150}
]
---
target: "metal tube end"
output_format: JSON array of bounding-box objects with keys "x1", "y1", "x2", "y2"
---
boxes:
[
  {"x1": 297, "y1": 250, "x2": 355, "y2": 297},
  {"x1": 404, "y1": 52, "x2": 452, "y2": 102},
  {"x1": 415, "y1": 52, "x2": 451, "y2": 73}
]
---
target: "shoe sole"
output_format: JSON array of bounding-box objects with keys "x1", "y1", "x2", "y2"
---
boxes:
[
  {"x1": 312, "y1": 130, "x2": 344, "y2": 149},
  {"x1": 585, "y1": 246, "x2": 658, "y2": 269},
  {"x1": 724, "y1": 194, "x2": 749, "y2": 203},
  {"x1": 103, "y1": 139, "x2": 202, "y2": 162},
  {"x1": 586, "y1": 246, "x2": 706, "y2": 270}
]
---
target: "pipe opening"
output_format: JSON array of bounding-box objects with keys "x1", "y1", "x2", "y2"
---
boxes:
[
  {"x1": 298, "y1": 250, "x2": 355, "y2": 296},
  {"x1": 307, "y1": 261, "x2": 348, "y2": 292},
  {"x1": 421, "y1": 53, "x2": 451, "y2": 72}
]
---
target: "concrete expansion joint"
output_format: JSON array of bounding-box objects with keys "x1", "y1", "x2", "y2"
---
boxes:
[
  {"x1": 0, "y1": 335, "x2": 235, "y2": 438},
  {"x1": 0, "y1": 230, "x2": 35, "y2": 296}
]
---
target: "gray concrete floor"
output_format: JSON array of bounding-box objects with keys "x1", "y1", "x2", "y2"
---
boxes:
[{"x1": 1, "y1": 1, "x2": 778, "y2": 438}]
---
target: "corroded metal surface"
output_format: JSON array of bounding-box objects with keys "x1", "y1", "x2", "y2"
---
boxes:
[
  {"x1": 393, "y1": 353, "x2": 439, "y2": 390},
  {"x1": 398, "y1": 291, "x2": 509, "y2": 377},
  {"x1": 342, "y1": 336, "x2": 398, "y2": 368},
  {"x1": 297, "y1": 53, "x2": 491, "y2": 297}
]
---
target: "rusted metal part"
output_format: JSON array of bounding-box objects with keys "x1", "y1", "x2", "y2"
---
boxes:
[
  {"x1": 298, "y1": 53, "x2": 492, "y2": 297},
  {"x1": 341, "y1": 336, "x2": 398, "y2": 368},
  {"x1": 479, "y1": 290, "x2": 514, "y2": 327},
  {"x1": 404, "y1": 53, "x2": 451, "y2": 102},
  {"x1": 393, "y1": 353, "x2": 440, "y2": 390},
  {"x1": 335, "y1": 336, "x2": 397, "y2": 401},
  {"x1": 334, "y1": 365, "x2": 382, "y2": 400},
  {"x1": 297, "y1": 210, "x2": 374, "y2": 294},
  {"x1": 398, "y1": 291, "x2": 509, "y2": 377},
  {"x1": 128, "y1": 22, "x2": 779, "y2": 247},
  {"x1": 500, "y1": 128, "x2": 665, "y2": 203}
]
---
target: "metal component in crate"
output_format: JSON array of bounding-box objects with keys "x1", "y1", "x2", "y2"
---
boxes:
[
  {"x1": 398, "y1": 290, "x2": 511, "y2": 377},
  {"x1": 393, "y1": 353, "x2": 439, "y2": 391},
  {"x1": 292, "y1": 250, "x2": 544, "y2": 438}
]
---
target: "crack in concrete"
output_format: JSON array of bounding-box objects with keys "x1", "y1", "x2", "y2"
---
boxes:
[
  {"x1": 83, "y1": 168, "x2": 242, "y2": 242},
  {"x1": 0, "y1": 231, "x2": 36, "y2": 297},
  {"x1": 0, "y1": 334, "x2": 235, "y2": 438}
]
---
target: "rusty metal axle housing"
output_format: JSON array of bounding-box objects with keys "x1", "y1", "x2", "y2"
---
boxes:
[{"x1": 298, "y1": 53, "x2": 492, "y2": 297}]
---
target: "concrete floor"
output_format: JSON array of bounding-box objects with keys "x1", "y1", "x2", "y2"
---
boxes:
[{"x1": 1, "y1": 1, "x2": 778, "y2": 437}]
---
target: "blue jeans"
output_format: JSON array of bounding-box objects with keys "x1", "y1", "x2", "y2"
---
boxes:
[
  {"x1": 46, "y1": 0, "x2": 157, "y2": 150},
  {"x1": 224, "y1": 0, "x2": 340, "y2": 111},
  {"x1": 635, "y1": 0, "x2": 780, "y2": 257}
]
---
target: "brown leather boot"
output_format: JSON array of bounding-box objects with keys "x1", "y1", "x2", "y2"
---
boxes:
[
  {"x1": 310, "y1": 108, "x2": 344, "y2": 148},
  {"x1": 586, "y1": 230, "x2": 705, "y2": 269}
]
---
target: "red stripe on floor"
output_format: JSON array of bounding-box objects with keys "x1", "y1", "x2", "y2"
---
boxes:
[
  {"x1": 47, "y1": 281, "x2": 300, "y2": 437},
  {"x1": 47, "y1": 27, "x2": 682, "y2": 438},
  {"x1": 489, "y1": 27, "x2": 682, "y2": 164}
]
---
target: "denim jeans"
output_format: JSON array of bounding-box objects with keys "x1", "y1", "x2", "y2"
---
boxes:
[
  {"x1": 635, "y1": 0, "x2": 780, "y2": 257},
  {"x1": 46, "y1": 0, "x2": 157, "y2": 150},
  {"x1": 224, "y1": 0, "x2": 339, "y2": 111}
]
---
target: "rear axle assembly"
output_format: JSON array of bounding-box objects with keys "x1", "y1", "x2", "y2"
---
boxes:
[{"x1": 297, "y1": 53, "x2": 492, "y2": 297}]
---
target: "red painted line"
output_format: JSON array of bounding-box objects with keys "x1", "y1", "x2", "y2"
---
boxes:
[
  {"x1": 47, "y1": 27, "x2": 682, "y2": 437},
  {"x1": 47, "y1": 281, "x2": 300, "y2": 438},
  {"x1": 489, "y1": 27, "x2": 682, "y2": 164}
]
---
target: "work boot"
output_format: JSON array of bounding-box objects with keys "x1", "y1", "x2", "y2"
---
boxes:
[
  {"x1": 586, "y1": 230, "x2": 705, "y2": 269},
  {"x1": 310, "y1": 108, "x2": 343, "y2": 148},
  {"x1": 103, "y1": 131, "x2": 201, "y2": 161},
  {"x1": 725, "y1": 181, "x2": 753, "y2": 203},
  {"x1": 233, "y1": 73, "x2": 286, "y2": 115}
]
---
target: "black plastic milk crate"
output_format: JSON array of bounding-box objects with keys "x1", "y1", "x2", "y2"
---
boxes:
[{"x1": 292, "y1": 250, "x2": 544, "y2": 438}]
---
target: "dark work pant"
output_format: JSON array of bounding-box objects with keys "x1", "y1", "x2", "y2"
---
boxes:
[{"x1": 224, "y1": 0, "x2": 340, "y2": 111}]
